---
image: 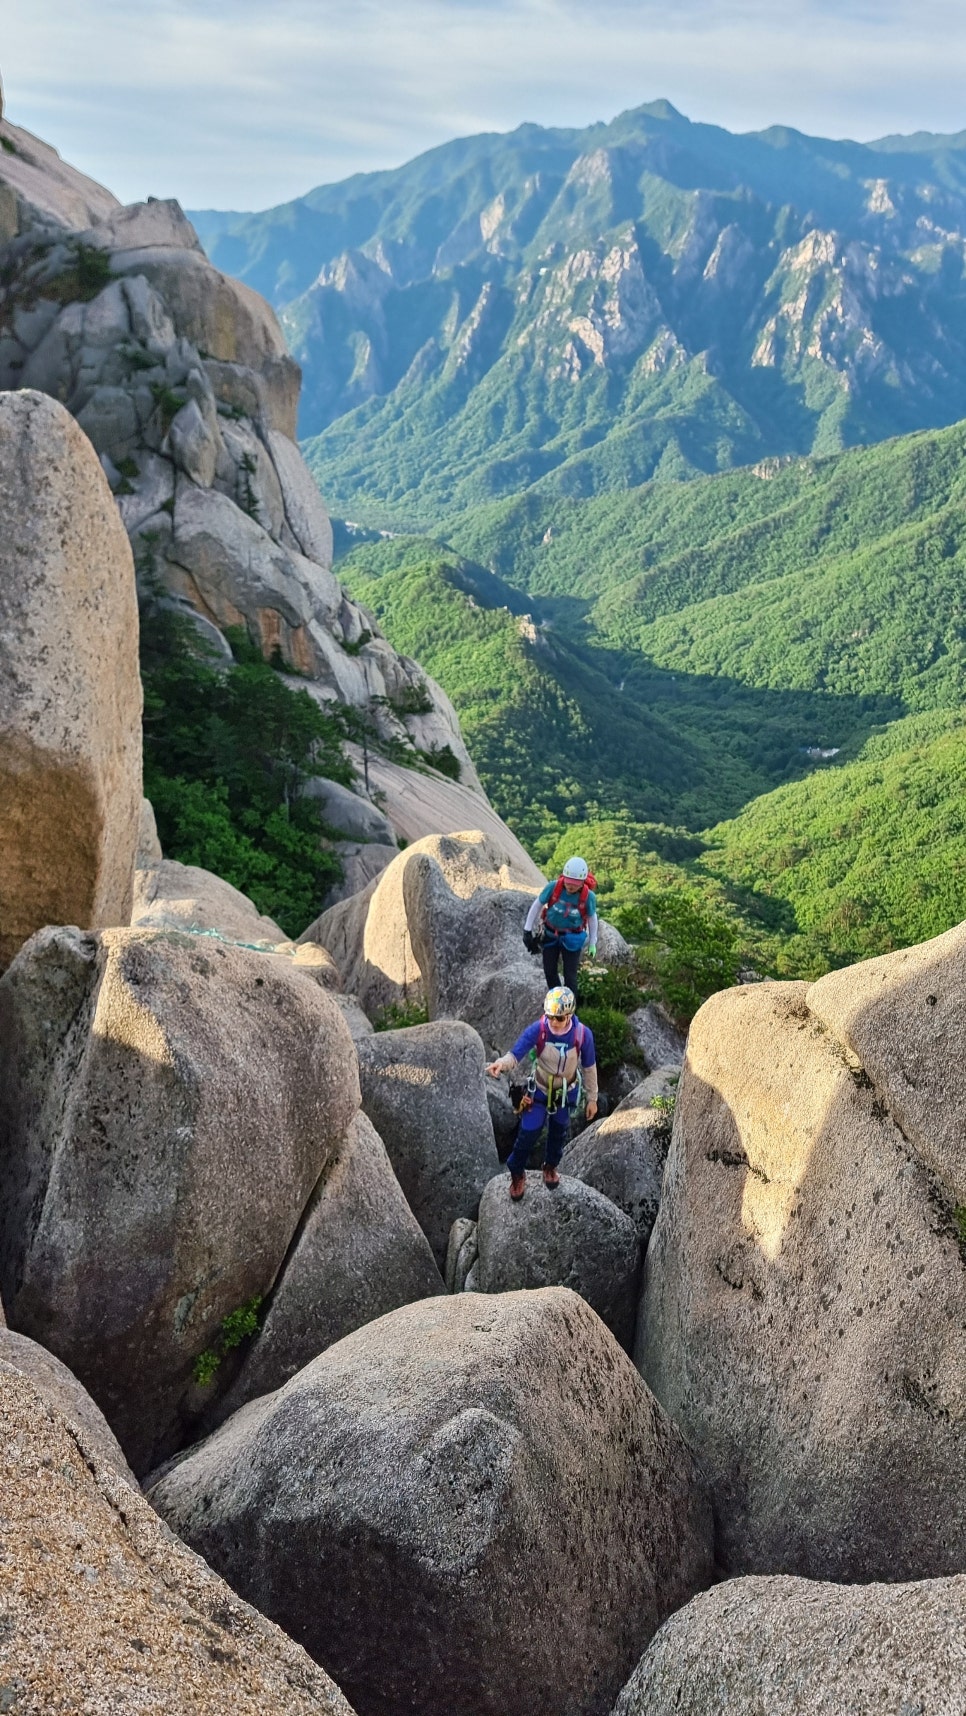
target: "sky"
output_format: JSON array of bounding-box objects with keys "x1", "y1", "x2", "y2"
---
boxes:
[{"x1": 3, "y1": 0, "x2": 966, "y2": 212}]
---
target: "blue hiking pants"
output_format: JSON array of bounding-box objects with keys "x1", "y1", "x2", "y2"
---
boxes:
[{"x1": 506, "y1": 1090, "x2": 578, "y2": 1174}]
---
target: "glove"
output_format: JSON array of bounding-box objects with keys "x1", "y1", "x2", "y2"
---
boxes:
[
  {"x1": 587, "y1": 944, "x2": 597, "y2": 960},
  {"x1": 523, "y1": 930, "x2": 535, "y2": 953}
]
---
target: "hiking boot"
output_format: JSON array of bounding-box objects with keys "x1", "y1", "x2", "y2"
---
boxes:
[
  {"x1": 509, "y1": 1172, "x2": 527, "y2": 1201},
  {"x1": 542, "y1": 1165, "x2": 561, "y2": 1189}
]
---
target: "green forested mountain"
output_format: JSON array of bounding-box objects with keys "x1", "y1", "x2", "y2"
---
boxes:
[
  {"x1": 191, "y1": 103, "x2": 966, "y2": 517},
  {"x1": 192, "y1": 109, "x2": 966, "y2": 988},
  {"x1": 449, "y1": 419, "x2": 966, "y2": 707},
  {"x1": 339, "y1": 420, "x2": 966, "y2": 979}
]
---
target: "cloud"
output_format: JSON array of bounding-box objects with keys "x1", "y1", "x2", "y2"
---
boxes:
[{"x1": 3, "y1": 0, "x2": 966, "y2": 209}]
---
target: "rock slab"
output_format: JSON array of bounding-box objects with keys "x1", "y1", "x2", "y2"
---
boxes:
[
  {"x1": 148, "y1": 1289, "x2": 714, "y2": 1716},
  {"x1": 0, "y1": 1361, "x2": 356, "y2": 1716},
  {"x1": 638, "y1": 976, "x2": 966, "y2": 1582},
  {"x1": 215, "y1": 1112, "x2": 445, "y2": 1415},
  {"x1": 0, "y1": 390, "x2": 141, "y2": 970}
]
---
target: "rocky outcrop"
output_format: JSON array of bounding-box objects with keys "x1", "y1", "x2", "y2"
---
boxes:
[
  {"x1": 0, "y1": 923, "x2": 360, "y2": 1473},
  {"x1": 214, "y1": 1112, "x2": 445, "y2": 1415},
  {"x1": 0, "y1": 390, "x2": 142, "y2": 970},
  {"x1": 474, "y1": 1172, "x2": 641, "y2": 1349},
  {"x1": 405, "y1": 853, "x2": 542, "y2": 1052},
  {"x1": 345, "y1": 745, "x2": 530, "y2": 849},
  {"x1": 308, "y1": 827, "x2": 630, "y2": 1052},
  {"x1": 0, "y1": 106, "x2": 120, "y2": 235},
  {"x1": 148, "y1": 1290, "x2": 714, "y2": 1716},
  {"x1": 318, "y1": 840, "x2": 401, "y2": 910},
  {"x1": 638, "y1": 961, "x2": 966, "y2": 1582},
  {"x1": 306, "y1": 828, "x2": 544, "y2": 1025},
  {"x1": 0, "y1": 1361, "x2": 356, "y2": 1715},
  {"x1": 611, "y1": 1572, "x2": 966, "y2": 1716},
  {"x1": 562, "y1": 1076, "x2": 676, "y2": 1243},
  {"x1": 0, "y1": 107, "x2": 518, "y2": 856},
  {"x1": 302, "y1": 774, "x2": 396, "y2": 844},
  {"x1": 356, "y1": 1020, "x2": 499, "y2": 1264}
]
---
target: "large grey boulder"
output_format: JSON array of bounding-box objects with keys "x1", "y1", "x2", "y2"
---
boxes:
[
  {"x1": 356, "y1": 1020, "x2": 499, "y2": 1264},
  {"x1": 215, "y1": 1112, "x2": 444, "y2": 1415},
  {"x1": 308, "y1": 828, "x2": 544, "y2": 1022},
  {"x1": 638, "y1": 974, "x2": 966, "y2": 1582},
  {"x1": 0, "y1": 924, "x2": 360, "y2": 1473},
  {"x1": 148, "y1": 1290, "x2": 714, "y2": 1716},
  {"x1": 318, "y1": 840, "x2": 399, "y2": 910},
  {"x1": 405, "y1": 853, "x2": 542, "y2": 1053},
  {"x1": 611, "y1": 1572, "x2": 966, "y2": 1716},
  {"x1": 0, "y1": 1362, "x2": 356, "y2": 1716},
  {"x1": 627, "y1": 1003, "x2": 686, "y2": 1071},
  {"x1": 562, "y1": 1079, "x2": 674, "y2": 1243},
  {"x1": 475, "y1": 1173, "x2": 641, "y2": 1349},
  {"x1": 0, "y1": 390, "x2": 142, "y2": 970},
  {"x1": 0, "y1": 110, "x2": 120, "y2": 233}
]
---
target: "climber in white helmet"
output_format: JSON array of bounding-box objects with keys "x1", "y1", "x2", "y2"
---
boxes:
[{"x1": 522, "y1": 855, "x2": 598, "y2": 1003}]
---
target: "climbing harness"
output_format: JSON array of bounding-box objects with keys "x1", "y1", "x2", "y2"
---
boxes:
[{"x1": 527, "y1": 1017, "x2": 586, "y2": 1115}]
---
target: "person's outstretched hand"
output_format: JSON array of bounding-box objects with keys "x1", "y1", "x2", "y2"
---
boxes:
[
  {"x1": 486, "y1": 1061, "x2": 504, "y2": 1077},
  {"x1": 585, "y1": 1099, "x2": 598, "y2": 1121}
]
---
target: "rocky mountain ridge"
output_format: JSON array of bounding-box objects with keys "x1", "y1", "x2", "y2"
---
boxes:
[
  {"x1": 191, "y1": 101, "x2": 966, "y2": 517},
  {"x1": 0, "y1": 76, "x2": 533, "y2": 880}
]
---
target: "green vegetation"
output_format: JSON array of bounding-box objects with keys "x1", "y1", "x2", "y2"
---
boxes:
[
  {"x1": 140, "y1": 595, "x2": 350, "y2": 936},
  {"x1": 337, "y1": 541, "x2": 803, "y2": 852},
  {"x1": 45, "y1": 241, "x2": 114, "y2": 305},
  {"x1": 192, "y1": 1295, "x2": 263, "y2": 1387},
  {"x1": 373, "y1": 998, "x2": 430, "y2": 1031},
  {"x1": 333, "y1": 419, "x2": 966, "y2": 1002},
  {"x1": 578, "y1": 1003, "x2": 632, "y2": 1073},
  {"x1": 191, "y1": 112, "x2": 966, "y2": 1007},
  {"x1": 649, "y1": 1092, "x2": 677, "y2": 1118},
  {"x1": 615, "y1": 893, "x2": 743, "y2": 1019},
  {"x1": 701, "y1": 714, "x2": 966, "y2": 975},
  {"x1": 149, "y1": 382, "x2": 186, "y2": 436}
]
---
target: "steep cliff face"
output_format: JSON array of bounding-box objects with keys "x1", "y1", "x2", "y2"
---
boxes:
[{"x1": 0, "y1": 92, "x2": 484, "y2": 832}]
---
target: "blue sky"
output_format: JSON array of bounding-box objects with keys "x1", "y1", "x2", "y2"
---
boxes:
[{"x1": 3, "y1": 0, "x2": 965, "y2": 211}]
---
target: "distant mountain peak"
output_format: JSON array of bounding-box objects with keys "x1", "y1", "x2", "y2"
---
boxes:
[{"x1": 189, "y1": 103, "x2": 966, "y2": 519}]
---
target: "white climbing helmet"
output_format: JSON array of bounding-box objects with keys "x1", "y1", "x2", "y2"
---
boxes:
[{"x1": 561, "y1": 856, "x2": 589, "y2": 881}]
